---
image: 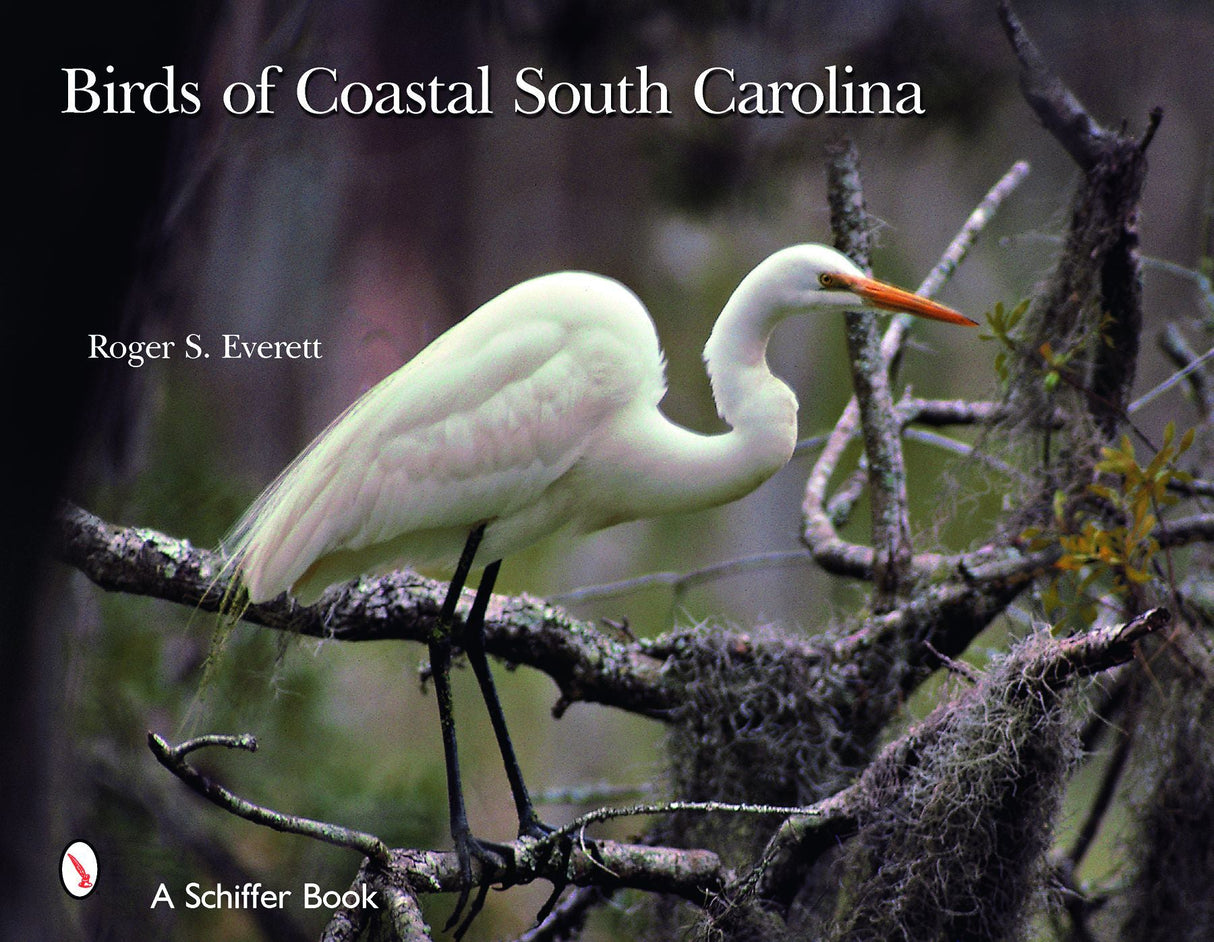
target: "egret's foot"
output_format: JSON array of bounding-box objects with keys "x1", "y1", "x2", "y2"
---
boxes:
[
  {"x1": 519, "y1": 815, "x2": 556, "y2": 841},
  {"x1": 530, "y1": 825, "x2": 605, "y2": 927},
  {"x1": 447, "y1": 833, "x2": 514, "y2": 939}
]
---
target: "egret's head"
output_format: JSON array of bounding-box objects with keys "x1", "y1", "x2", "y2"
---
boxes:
[{"x1": 771, "y1": 244, "x2": 977, "y2": 326}]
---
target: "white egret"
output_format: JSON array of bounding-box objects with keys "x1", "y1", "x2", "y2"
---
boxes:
[{"x1": 225, "y1": 243, "x2": 974, "y2": 927}]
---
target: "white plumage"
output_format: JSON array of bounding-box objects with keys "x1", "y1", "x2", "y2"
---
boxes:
[{"x1": 226, "y1": 243, "x2": 973, "y2": 605}]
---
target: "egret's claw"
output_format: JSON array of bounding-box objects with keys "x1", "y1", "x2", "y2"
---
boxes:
[
  {"x1": 451, "y1": 881, "x2": 492, "y2": 941},
  {"x1": 447, "y1": 834, "x2": 514, "y2": 939},
  {"x1": 534, "y1": 851, "x2": 570, "y2": 926},
  {"x1": 531, "y1": 828, "x2": 604, "y2": 927}
]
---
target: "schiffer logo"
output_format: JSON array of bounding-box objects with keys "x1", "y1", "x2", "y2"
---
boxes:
[{"x1": 60, "y1": 840, "x2": 98, "y2": 899}]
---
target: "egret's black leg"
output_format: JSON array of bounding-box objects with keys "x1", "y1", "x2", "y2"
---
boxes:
[
  {"x1": 462, "y1": 559, "x2": 552, "y2": 840},
  {"x1": 464, "y1": 560, "x2": 593, "y2": 931},
  {"x1": 428, "y1": 525, "x2": 509, "y2": 934}
]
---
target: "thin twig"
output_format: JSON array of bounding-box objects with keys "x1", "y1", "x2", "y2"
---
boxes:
[
  {"x1": 918, "y1": 160, "x2": 1032, "y2": 299},
  {"x1": 790, "y1": 430, "x2": 831, "y2": 460},
  {"x1": 923, "y1": 638, "x2": 982, "y2": 683},
  {"x1": 886, "y1": 159, "x2": 1032, "y2": 368},
  {"x1": 535, "y1": 781, "x2": 657, "y2": 807},
  {"x1": 148, "y1": 732, "x2": 393, "y2": 864},
  {"x1": 826, "y1": 465, "x2": 869, "y2": 530},
  {"x1": 550, "y1": 550, "x2": 811, "y2": 605},
  {"x1": 903, "y1": 427, "x2": 1023, "y2": 480},
  {"x1": 1135, "y1": 336, "x2": 1214, "y2": 415},
  {"x1": 1066, "y1": 719, "x2": 1135, "y2": 870},
  {"x1": 535, "y1": 798, "x2": 828, "y2": 855},
  {"x1": 1004, "y1": 232, "x2": 1214, "y2": 316},
  {"x1": 896, "y1": 397, "x2": 1005, "y2": 426}
]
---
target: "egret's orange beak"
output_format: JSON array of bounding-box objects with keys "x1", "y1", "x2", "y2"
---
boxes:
[{"x1": 834, "y1": 272, "x2": 977, "y2": 326}]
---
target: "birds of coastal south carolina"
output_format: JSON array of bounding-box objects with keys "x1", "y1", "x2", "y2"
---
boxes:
[{"x1": 224, "y1": 242, "x2": 975, "y2": 928}]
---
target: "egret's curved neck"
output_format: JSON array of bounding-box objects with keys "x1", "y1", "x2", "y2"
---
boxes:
[
  {"x1": 622, "y1": 270, "x2": 800, "y2": 517},
  {"x1": 703, "y1": 269, "x2": 798, "y2": 429}
]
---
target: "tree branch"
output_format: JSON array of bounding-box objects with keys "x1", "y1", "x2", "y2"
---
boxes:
[
  {"x1": 141, "y1": 609, "x2": 1170, "y2": 941},
  {"x1": 997, "y1": 0, "x2": 1111, "y2": 170},
  {"x1": 801, "y1": 158, "x2": 1032, "y2": 583},
  {"x1": 516, "y1": 885, "x2": 611, "y2": 942},
  {"x1": 827, "y1": 139, "x2": 915, "y2": 605},
  {"x1": 147, "y1": 732, "x2": 393, "y2": 864},
  {"x1": 53, "y1": 502, "x2": 676, "y2": 719},
  {"x1": 1000, "y1": 0, "x2": 1161, "y2": 439},
  {"x1": 149, "y1": 729, "x2": 731, "y2": 917},
  {"x1": 56, "y1": 498, "x2": 1213, "y2": 735},
  {"x1": 746, "y1": 607, "x2": 1171, "y2": 908}
]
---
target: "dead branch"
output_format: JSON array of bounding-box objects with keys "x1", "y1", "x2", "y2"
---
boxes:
[
  {"x1": 828, "y1": 139, "x2": 915, "y2": 604},
  {"x1": 745, "y1": 608, "x2": 1171, "y2": 912},
  {"x1": 999, "y1": 0, "x2": 1162, "y2": 440}
]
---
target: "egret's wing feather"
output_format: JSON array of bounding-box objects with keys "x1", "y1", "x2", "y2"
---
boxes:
[{"x1": 227, "y1": 273, "x2": 665, "y2": 602}]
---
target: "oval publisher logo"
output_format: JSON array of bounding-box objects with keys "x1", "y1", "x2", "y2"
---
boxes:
[{"x1": 61, "y1": 840, "x2": 98, "y2": 898}]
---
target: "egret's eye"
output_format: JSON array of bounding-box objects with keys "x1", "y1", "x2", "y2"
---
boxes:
[{"x1": 818, "y1": 272, "x2": 840, "y2": 289}]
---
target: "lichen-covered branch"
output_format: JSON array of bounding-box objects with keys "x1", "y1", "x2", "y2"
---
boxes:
[
  {"x1": 149, "y1": 729, "x2": 729, "y2": 922},
  {"x1": 148, "y1": 732, "x2": 392, "y2": 864},
  {"x1": 53, "y1": 502, "x2": 676, "y2": 719},
  {"x1": 827, "y1": 139, "x2": 915, "y2": 605},
  {"x1": 56, "y1": 492, "x2": 1212, "y2": 753},
  {"x1": 801, "y1": 158, "x2": 1033, "y2": 584},
  {"x1": 743, "y1": 608, "x2": 1170, "y2": 927}
]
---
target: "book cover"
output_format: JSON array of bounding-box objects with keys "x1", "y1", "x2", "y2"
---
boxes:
[{"x1": 10, "y1": 3, "x2": 1211, "y2": 940}]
